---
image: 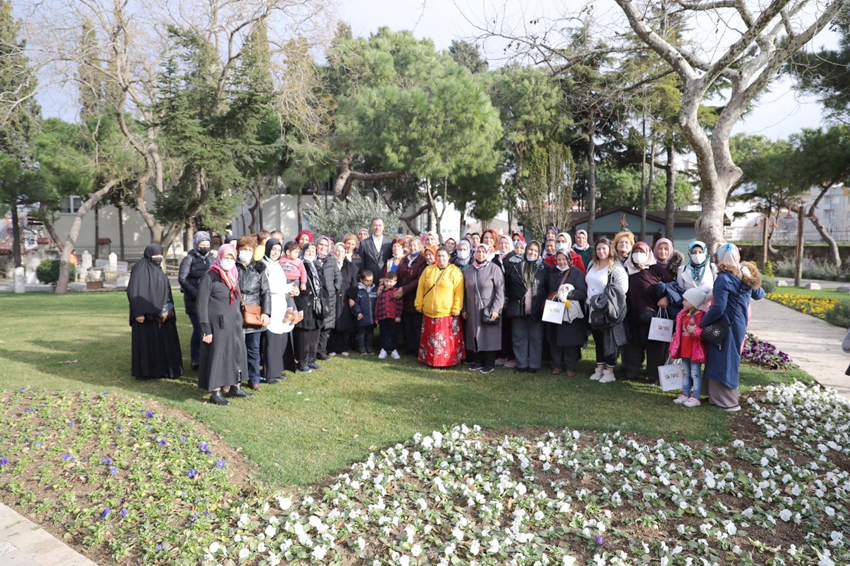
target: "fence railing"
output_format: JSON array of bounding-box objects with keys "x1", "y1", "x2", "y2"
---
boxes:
[{"x1": 726, "y1": 226, "x2": 850, "y2": 245}]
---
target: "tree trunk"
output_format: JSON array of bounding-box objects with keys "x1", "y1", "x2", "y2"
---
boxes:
[
  {"x1": 56, "y1": 181, "x2": 116, "y2": 294},
  {"x1": 639, "y1": 119, "x2": 648, "y2": 243},
  {"x1": 296, "y1": 190, "x2": 303, "y2": 232},
  {"x1": 808, "y1": 213, "x2": 841, "y2": 269},
  {"x1": 761, "y1": 207, "x2": 770, "y2": 271},
  {"x1": 11, "y1": 201, "x2": 21, "y2": 268},
  {"x1": 117, "y1": 203, "x2": 126, "y2": 261},
  {"x1": 794, "y1": 206, "x2": 804, "y2": 287},
  {"x1": 665, "y1": 144, "x2": 676, "y2": 242},
  {"x1": 587, "y1": 131, "x2": 597, "y2": 242},
  {"x1": 94, "y1": 202, "x2": 100, "y2": 260}
]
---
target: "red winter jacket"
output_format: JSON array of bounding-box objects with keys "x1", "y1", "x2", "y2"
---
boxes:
[
  {"x1": 669, "y1": 309, "x2": 706, "y2": 364},
  {"x1": 544, "y1": 252, "x2": 586, "y2": 274},
  {"x1": 376, "y1": 286, "x2": 403, "y2": 321}
]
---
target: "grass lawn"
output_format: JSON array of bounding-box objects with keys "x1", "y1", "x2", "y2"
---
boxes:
[
  {"x1": 0, "y1": 291, "x2": 813, "y2": 487},
  {"x1": 767, "y1": 285, "x2": 849, "y2": 300}
]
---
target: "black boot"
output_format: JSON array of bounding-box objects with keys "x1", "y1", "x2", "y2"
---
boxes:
[
  {"x1": 228, "y1": 386, "x2": 254, "y2": 398},
  {"x1": 209, "y1": 391, "x2": 231, "y2": 406}
]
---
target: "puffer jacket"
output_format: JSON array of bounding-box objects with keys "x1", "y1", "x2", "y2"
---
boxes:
[
  {"x1": 178, "y1": 249, "x2": 213, "y2": 314},
  {"x1": 669, "y1": 309, "x2": 706, "y2": 364},
  {"x1": 236, "y1": 260, "x2": 271, "y2": 334}
]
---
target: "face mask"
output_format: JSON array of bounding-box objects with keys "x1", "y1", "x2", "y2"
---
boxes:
[
  {"x1": 303, "y1": 254, "x2": 316, "y2": 263},
  {"x1": 631, "y1": 252, "x2": 648, "y2": 265},
  {"x1": 219, "y1": 259, "x2": 235, "y2": 272},
  {"x1": 556, "y1": 243, "x2": 568, "y2": 252},
  {"x1": 525, "y1": 255, "x2": 536, "y2": 262},
  {"x1": 691, "y1": 253, "x2": 706, "y2": 265},
  {"x1": 197, "y1": 246, "x2": 210, "y2": 256},
  {"x1": 238, "y1": 251, "x2": 253, "y2": 264},
  {"x1": 556, "y1": 264, "x2": 568, "y2": 272},
  {"x1": 458, "y1": 249, "x2": 470, "y2": 260},
  {"x1": 150, "y1": 257, "x2": 163, "y2": 266}
]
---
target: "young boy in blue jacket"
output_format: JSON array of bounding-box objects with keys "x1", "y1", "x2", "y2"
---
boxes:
[{"x1": 349, "y1": 269, "x2": 378, "y2": 354}]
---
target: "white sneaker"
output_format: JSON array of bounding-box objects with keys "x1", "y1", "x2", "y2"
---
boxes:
[
  {"x1": 590, "y1": 367, "x2": 604, "y2": 381},
  {"x1": 673, "y1": 394, "x2": 689, "y2": 404},
  {"x1": 683, "y1": 396, "x2": 701, "y2": 408},
  {"x1": 599, "y1": 369, "x2": 616, "y2": 383},
  {"x1": 390, "y1": 350, "x2": 401, "y2": 360},
  {"x1": 378, "y1": 349, "x2": 388, "y2": 359}
]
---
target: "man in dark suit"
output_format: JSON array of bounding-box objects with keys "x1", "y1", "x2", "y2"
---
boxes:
[{"x1": 360, "y1": 217, "x2": 393, "y2": 279}]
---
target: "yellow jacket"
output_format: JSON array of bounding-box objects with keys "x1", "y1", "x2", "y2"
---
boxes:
[{"x1": 415, "y1": 264, "x2": 464, "y2": 318}]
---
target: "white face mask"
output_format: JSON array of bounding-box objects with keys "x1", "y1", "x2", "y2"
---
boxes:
[
  {"x1": 631, "y1": 252, "x2": 648, "y2": 266},
  {"x1": 691, "y1": 253, "x2": 706, "y2": 265},
  {"x1": 556, "y1": 243, "x2": 568, "y2": 252},
  {"x1": 219, "y1": 259, "x2": 236, "y2": 272},
  {"x1": 457, "y1": 249, "x2": 470, "y2": 260},
  {"x1": 303, "y1": 254, "x2": 316, "y2": 263},
  {"x1": 238, "y1": 250, "x2": 253, "y2": 264}
]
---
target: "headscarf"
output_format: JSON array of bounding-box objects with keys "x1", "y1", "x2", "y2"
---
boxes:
[
  {"x1": 317, "y1": 236, "x2": 333, "y2": 260},
  {"x1": 553, "y1": 249, "x2": 571, "y2": 272},
  {"x1": 523, "y1": 240, "x2": 542, "y2": 291},
  {"x1": 211, "y1": 243, "x2": 239, "y2": 303},
  {"x1": 653, "y1": 238, "x2": 673, "y2": 267},
  {"x1": 546, "y1": 226, "x2": 559, "y2": 238},
  {"x1": 424, "y1": 245, "x2": 439, "y2": 265},
  {"x1": 573, "y1": 229, "x2": 589, "y2": 251},
  {"x1": 556, "y1": 232, "x2": 573, "y2": 253},
  {"x1": 421, "y1": 231, "x2": 439, "y2": 246},
  {"x1": 296, "y1": 230, "x2": 314, "y2": 244},
  {"x1": 301, "y1": 242, "x2": 322, "y2": 294},
  {"x1": 512, "y1": 232, "x2": 526, "y2": 244},
  {"x1": 333, "y1": 242, "x2": 346, "y2": 269},
  {"x1": 263, "y1": 238, "x2": 282, "y2": 261},
  {"x1": 193, "y1": 231, "x2": 211, "y2": 252},
  {"x1": 127, "y1": 244, "x2": 170, "y2": 320},
  {"x1": 626, "y1": 241, "x2": 656, "y2": 274},
  {"x1": 715, "y1": 243, "x2": 740, "y2": 267},
  {"x1": 453, "y1": 239, "x2": 472, "y2": 269},
  {"x1": 498, "y1": 235, "x2": 514, "y2": 255},
  {"x1": 472, "y1": 244, "x2": 490, "y2": 269},
  {"x1": 224, "y1": 235, "x2": 238, "y2": 246}
]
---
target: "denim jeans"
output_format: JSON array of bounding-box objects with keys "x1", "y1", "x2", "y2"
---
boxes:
[
  {"x1": 244, "y1": 332, "x2": 262, "y2": 385},
  {"x1": 187, "y1": 313, "x2": 201, "y2": 365},
  {"x1": 378, "y1": 319, "x2": 398, "y2": 352},
  {"x1": 681, "y1": 357, "x2": 702, "y2": 397}
]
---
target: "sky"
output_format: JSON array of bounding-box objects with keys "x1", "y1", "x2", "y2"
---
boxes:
[{"x1": 336, "y1": 0, "x2": 840, "y2": 141}]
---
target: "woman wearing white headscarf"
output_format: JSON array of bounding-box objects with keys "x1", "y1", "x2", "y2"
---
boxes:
[{"x1": 700, "y1": 243, "x2": 764, "y2": 412}]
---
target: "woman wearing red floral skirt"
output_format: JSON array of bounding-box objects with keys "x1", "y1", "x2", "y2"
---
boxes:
[{"x1": 415, "y1": 248, "x2": 465, "y2": 367}]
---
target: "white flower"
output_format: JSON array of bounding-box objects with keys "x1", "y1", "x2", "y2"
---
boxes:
[
  {"x1": 488, "y1": 538, "x2": 501, "y2": 554},
  {"x1": 269, "y1": 552, "x2": 281, "y2": 566},
  {"x1": 208, "y1": 541, "x2": 220, "y2": 554},
  {"x1": 452, "y1": 528, "x2": 464, "y2": 540},
  {"x1": 445, "y1": 543, "x2": 456, "y2": 556},
  {"x1": 725, "y1": 522, "x2": 737, "y2": 535},
  {"x1": 470, "y1": 540, "x2": 480, "y2": 555},
  {"x1": 412, "y1": 544, "x2": 422, "y2": 557},
  {"x1": 563, "y1": 556, "x2": 576, "y2": 566},
  {"x1": 779, "y1": 509, "x2": 792, "y2": 522},
  {"x1": 265, "y1": 525, "x2": 276, "y2": 537},
  {"x1": 234, "y1": 534, "x2": 241, "y2": 543},
  {"x1": 311, "y1": 545, "x2": 328, "y2": 561},
  {"x1": 257, "y1": 542, "x2": 266, "y2": 553},
  {"x1": 358, "y1": 537, "x2": 366, "y2": 551},
  {"x1": 277, "y1": 497, "x2": 292, "y2": 511},
  {"x1": 399, "y1": 556, "x2": 410, "y2": 566},
  {"x1": 239, "y1": 548, "x2": 250, "y2": 560},
  {"x1": 825, "y1": 506, "x2": 836, "y2": 517}
]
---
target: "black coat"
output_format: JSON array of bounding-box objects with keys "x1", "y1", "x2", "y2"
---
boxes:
[
  {"x1": 318, "y1": 256, "x2": 343, "y2": 330},
  {"x1": 178, "y1": 250, "x2": 213, "y2": 315},
  {"x1": 236, "y1": 260, "x2": 272, "y2": 334},
  {"x1": 196, "y1": 270, "x2": 249, "y2": 391},
  {"x1": 295, "y1": 261, "x2": 326, "y2": 331},
  {"x1": 504, "y1": 257, "x2": 549, "y2": 320},
  {"x1": 336, "y1": 259, "x2": 359, "y2": 332},
  {"x1": 546, "y1": 266, "x2": 588, "y2": 347},
  {"x1": 396, "y1": 254, "x2": 428, "y2": 313},
  {"x1": 359, "y1": 236, "x2": 392, "y2": 280}
]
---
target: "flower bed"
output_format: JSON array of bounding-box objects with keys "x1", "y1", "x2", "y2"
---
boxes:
[
  {"x1": 2, "y1": 383, "x2": 849, "y2": 565},
  {"x1": 742, "y1": 333, "x2": 796, "y2": 370},
  {"x1": 767, "y1": 292, "x2": 838, "y2": 319}
]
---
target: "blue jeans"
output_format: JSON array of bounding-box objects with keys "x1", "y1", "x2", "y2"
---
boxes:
[
  {"x1": 244, "y1": 332, "x2": 262, "y2": 385},
  {"x1": 681, "y1": 357, "x2": 701, "y2": 398},
  {"x1": 188, "y1": 313, "x2": 201, "y2": 365}
]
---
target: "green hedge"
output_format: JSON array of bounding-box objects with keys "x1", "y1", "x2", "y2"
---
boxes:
[{"x1": 36, "y1": 260, "x2": 76, "y2": 285}]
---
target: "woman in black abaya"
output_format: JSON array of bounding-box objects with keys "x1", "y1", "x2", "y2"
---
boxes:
[{"x1": 127, "y1": 244, "x2": 183, "y2": 380}]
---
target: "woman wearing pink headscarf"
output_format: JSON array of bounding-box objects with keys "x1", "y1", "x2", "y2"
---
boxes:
[{"x1": 196, "y1": 243, "x2": 251, "y2": 405}]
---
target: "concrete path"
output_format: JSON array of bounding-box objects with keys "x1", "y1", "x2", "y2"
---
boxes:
[
  {"x1": 749, "y1": 298, "x2": 850, "y2": 399},
  {"x1": 0, "y1": 504, "x2": 96, "y2": 565}
]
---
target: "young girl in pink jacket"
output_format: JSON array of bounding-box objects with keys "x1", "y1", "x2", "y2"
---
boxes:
[{"x1": 669, "y1": 288, "x2": 708, "y2": 407}]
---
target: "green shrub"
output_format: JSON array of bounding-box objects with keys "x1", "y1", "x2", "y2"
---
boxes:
[
  {"x1": 764, "y1": 261, "x2": 774, "y2": 278},
  {"x1": 773, "y1": 258, "x2": 794, "y2": 278},
  {"x1": 824, "y1": 300, "x2": 850, "y2": 328},
  {"x1": 771, "y1": 258, "x2": 848, "y2": 281},
  {"x1": 761, "y1": 277, "x2": 777, "y2": 295},
  {"x1": 35, "y1": 260, "x2": 75, "y2": 285},
  {"x1": 303, "y1": 189, "x2": 403, "y2": 241}
]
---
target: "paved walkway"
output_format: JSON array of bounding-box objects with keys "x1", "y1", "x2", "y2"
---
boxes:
[
  {"x1": 775, "y1": 277, "x2": 849, "y2": 290},
  {"x1": 749, "y1": 298, "x2": 850, "y2": 399},
  {"x1": 0, "y1": 504, "x2": 96, "y2": 565}
]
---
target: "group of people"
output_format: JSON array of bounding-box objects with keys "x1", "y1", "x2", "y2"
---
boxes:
[{"x1": 126, "y1": 218, "x2": 763, "y2": 412}]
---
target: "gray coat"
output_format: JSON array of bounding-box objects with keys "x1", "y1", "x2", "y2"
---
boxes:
[
  {"x1": 463, "y1": 261, "x2": 505, "y2": 352},
  {"x1": 318, "y1": 256, "x2": 342, "y2": 330}
]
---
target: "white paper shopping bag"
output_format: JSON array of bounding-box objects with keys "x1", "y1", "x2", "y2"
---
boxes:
[
  {"x1": 648, "y1": 311, "x2": 674, "y2": 342},
  {"x1": 542, "y1": 300, "x2": 565, "y2": 325},
  {"x1": 658, "y1": 361, "x2": 684, "y2": 392}
]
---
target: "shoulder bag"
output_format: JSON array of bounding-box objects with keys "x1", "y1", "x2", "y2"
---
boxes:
[
  {"x1": 701, "y1": 278, "x2": 745, "y2": 348},
  {"x1": 475, "y1": 270, "x2": 499, "y2": 325}
]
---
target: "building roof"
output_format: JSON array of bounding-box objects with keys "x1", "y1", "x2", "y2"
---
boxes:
[{"x1": 570, "y1": 206, "x2": 730, "y2": 227}]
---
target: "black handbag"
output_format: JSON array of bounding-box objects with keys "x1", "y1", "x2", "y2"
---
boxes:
[
  {"x1": 702, "y1": 280, "x2": 745, "y2": 348},
  {"x1": 504, "y1": 299, "x2": 523, "y2": 319},
  {"x1": 475, "y1": 274, "x2": 499, "y2": 325}
]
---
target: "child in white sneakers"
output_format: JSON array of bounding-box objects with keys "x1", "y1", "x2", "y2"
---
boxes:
[
  {"x1": 375, "y1": 272, "x2": 402, "y2": 360},
  {"x1": 669, "y1": 288, "x2": 708, "y2": 407}
]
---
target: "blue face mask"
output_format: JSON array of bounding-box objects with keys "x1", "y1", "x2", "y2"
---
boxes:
[{"x1": 525, "y1": 256, "x2": 536, "y2": 262}]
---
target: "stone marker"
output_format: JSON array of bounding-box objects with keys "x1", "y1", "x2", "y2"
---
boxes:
[
  {"x1": 81, "y1": 250, "x2": 93, "y2": 270},
  {"x1": 804, "y1": 282, "x2": 821, "y2": 290},
  {"x1": 108, "y1": 252, "x2": 118, "y2": 272},
  {"x1": 13, "y1": 267, "x2": 25, "y2": 293},
  {"x1": 777, "y1": 280, "x2": 788, "y2": 287},
  {"x1": 836, "y1": 286, "x2": 850, "y2": 293},
  {"x1": 116, "y1": 273, "x2": 130, "y2": 288}
]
